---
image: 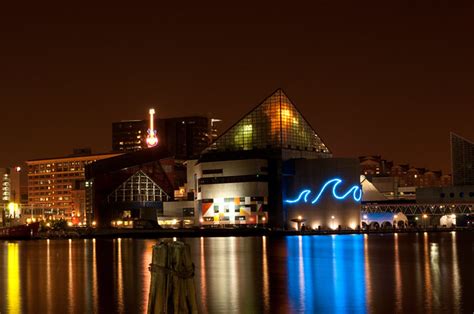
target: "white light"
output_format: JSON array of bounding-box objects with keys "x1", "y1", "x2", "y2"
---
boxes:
[{"x1": 331, "y1": 216, "x2": 335, "y2": 219}]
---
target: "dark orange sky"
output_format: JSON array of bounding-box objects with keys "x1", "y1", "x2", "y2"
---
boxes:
[{"x1": 1, "y1": 2, "x2": 473, "y2": 173}]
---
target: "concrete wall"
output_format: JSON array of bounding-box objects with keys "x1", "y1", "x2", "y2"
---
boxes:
[
  {"x1": 416, "y1": 185, "x2": 474, "y2": 203},
  {"x1": 283, "y1": 158, "x2": 361, "y2": 230},
  {"x1": 163, "y1": 200, "x2": 195, "y2": 216},
  {"x1": 192, "y1": 158, "x2": 269, "y2": 225}
]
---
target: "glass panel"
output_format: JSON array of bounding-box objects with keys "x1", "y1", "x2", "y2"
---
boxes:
[{"x1": 206, "y1": 89, "x2": 330, "y2": 155}]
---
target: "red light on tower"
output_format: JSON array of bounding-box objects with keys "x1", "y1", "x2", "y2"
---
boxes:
[{"x1": 146, "y1": 108, "x2": 158, "y2": 148}]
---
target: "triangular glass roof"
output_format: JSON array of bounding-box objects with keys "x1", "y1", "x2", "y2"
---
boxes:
[
  {"x1": 107, "y1": 170, "x2": 171, "y2": 202},
  {"x1": 205, "y1": 89, "x2": 331, "y2": 155}
]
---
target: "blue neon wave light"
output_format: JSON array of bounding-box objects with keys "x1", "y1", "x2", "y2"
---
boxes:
[{"x1": 285, "y1": 178, "x2": 362, "y2": 204}]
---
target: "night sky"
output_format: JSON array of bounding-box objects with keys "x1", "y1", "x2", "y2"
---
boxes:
[{"x1": 1, "y1": 2, "x2": 473, "y2": 173}]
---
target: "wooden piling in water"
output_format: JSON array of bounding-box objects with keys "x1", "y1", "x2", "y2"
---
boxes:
[{"x1": 148, "y1": 240, "x2": 198, "y2": 314}]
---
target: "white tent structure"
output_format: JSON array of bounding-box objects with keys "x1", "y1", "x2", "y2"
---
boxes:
[
  {"x1": 440, "y1": 214, "x2": 456, "y2": 227},
  {"x1": 360, "y1": 175, "x2": 387, "y2": 202}
]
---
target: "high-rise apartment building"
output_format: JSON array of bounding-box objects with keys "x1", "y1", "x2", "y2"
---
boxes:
[
  {"x1": 112, "y1": 115, "x2": 218, "y2": 160},
  {"x1": 451, "y1": 132, "x2": 474, "y2": 186},
  {"x1": 26, "y1": 150, "x2": 122, "y2": 223}
]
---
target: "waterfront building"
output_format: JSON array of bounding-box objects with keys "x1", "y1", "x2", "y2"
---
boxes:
[
  {"x1": 451, "y1": 132, "x2": 474, "y2": 186},
  {"x1": 112, "y1": 114, "x2": 217, "y2": 160},
  {"x1": 190, "y1": 89, "x2": 360, "y2": 229},
  {"x1": 359, "y1": 155, "x2": 452, "y2": 201},
  {"x1": 91, "y1": 89, "x2": 362, "y2": 229},
  {"x1": 26, "y1": 150, "x2": 122, "y2": 224},
  {"x1": 85, "y1": 146, "x2": 185, "y2": 227}
]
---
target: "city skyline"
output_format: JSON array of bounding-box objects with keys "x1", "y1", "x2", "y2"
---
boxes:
[{"x1": 1, "y1": 2, "x2": 474, "y2": 172}]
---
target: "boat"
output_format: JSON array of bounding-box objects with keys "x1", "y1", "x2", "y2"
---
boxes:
[{"x1": 0, "y1": 222, "x2": 41, "y2": 240}]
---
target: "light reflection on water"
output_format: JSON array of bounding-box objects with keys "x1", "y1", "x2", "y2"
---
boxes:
[{"x1": 0, "y1": 232, "x2": 471, "y2": 313}]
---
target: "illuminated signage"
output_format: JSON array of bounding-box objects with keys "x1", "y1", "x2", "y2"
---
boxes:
[
  {"x1": 146, "y1": 108, "x2": 158, "y2": 148},
  {"x1": 285, "y1": 178, "x2": 362, "y2": 204}
]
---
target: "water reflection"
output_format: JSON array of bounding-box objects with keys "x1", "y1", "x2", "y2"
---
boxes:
[
  {"x1": 451, "y1": 232, "x2": 461, "y2": 313},
  {"x1": 7, "y1": 242, "x2": 21, "y2": 312},
  {"x1": 261, "y1": 236, "x2": 270, "y2": 313},
  {"x1": 0, "y1": 233, "x2": 471, "y2": 313},
  {"x1": 286, "y1": 235, "x2": 366, "y2": 313},
  {"x1": 394, "y1": 233, "x2": 402, "y2": 313}
]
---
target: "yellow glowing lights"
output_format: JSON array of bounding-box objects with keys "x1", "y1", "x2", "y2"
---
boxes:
[
  {"x1": 7, "y1": 202, "x2": 19, "y2": 218},
  {"x1": 7, "y1": 243, "x2": 21, "y2": 312},
  {"x1": 423, "y1": 214, "x2": 428, "y2": 219},
  {"x1": 146, "y1": 108, "x2": 159, "y2": 148},
  {"x1": 243, "y1": 124, "x2": 253, "y2": 132},
  {"x1": 297, "y1": 215, "x2": 302, "y2": 220}
]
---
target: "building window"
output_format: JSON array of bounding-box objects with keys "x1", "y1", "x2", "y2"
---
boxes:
[
  {"x1": 183, "y1": 208, "x2": 194, "y2": 216},
  {"x1": 214, "y1": 206, "x2": 219, "y2": 213},
  {"x1": 202, "y1": 169, "x2": 223, "y2": 175}
]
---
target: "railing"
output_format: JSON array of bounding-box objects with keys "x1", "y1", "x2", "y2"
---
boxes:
[{"x1": 362, "y1": 203, "x2": 473, "y2": 215}]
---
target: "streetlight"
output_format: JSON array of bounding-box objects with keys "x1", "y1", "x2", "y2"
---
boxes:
[
  {"x1": 422, "y1": 214, "x2": 428, "y2": 228},
  {"x1": 291, "y1": 216, "x2": 306, "y2": 231}
]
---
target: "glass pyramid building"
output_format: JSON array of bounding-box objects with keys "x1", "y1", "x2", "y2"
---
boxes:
[{"x1": 205, "y1": 89, "x2": 331, "y2": 158}]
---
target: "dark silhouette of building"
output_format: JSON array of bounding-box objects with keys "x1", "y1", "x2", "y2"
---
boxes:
[
  {"x1": 112, "y1": 116, "x2": 216, "y2": 160},
  {"x1": 451, "y1": 132, "x2": 474, "y2": 186},
  {"x1": 85, "y1": 146, "x2": 186, "y2": 227}
]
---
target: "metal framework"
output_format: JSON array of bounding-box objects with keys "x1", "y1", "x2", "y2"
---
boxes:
[
  {"x1": 362, "y1": 203, "x2": 473, "y2": 216},
  {"x1": 107, "y1": 170, "x2": 170, "y2": 203},
  {"x1": 205, "y1": 89, "x2": 330, "y2": 155}
]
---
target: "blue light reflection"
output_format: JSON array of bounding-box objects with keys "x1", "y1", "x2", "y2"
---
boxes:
[{"x1": 286, "y1": 235, "x2": 366, "y2": 313}]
